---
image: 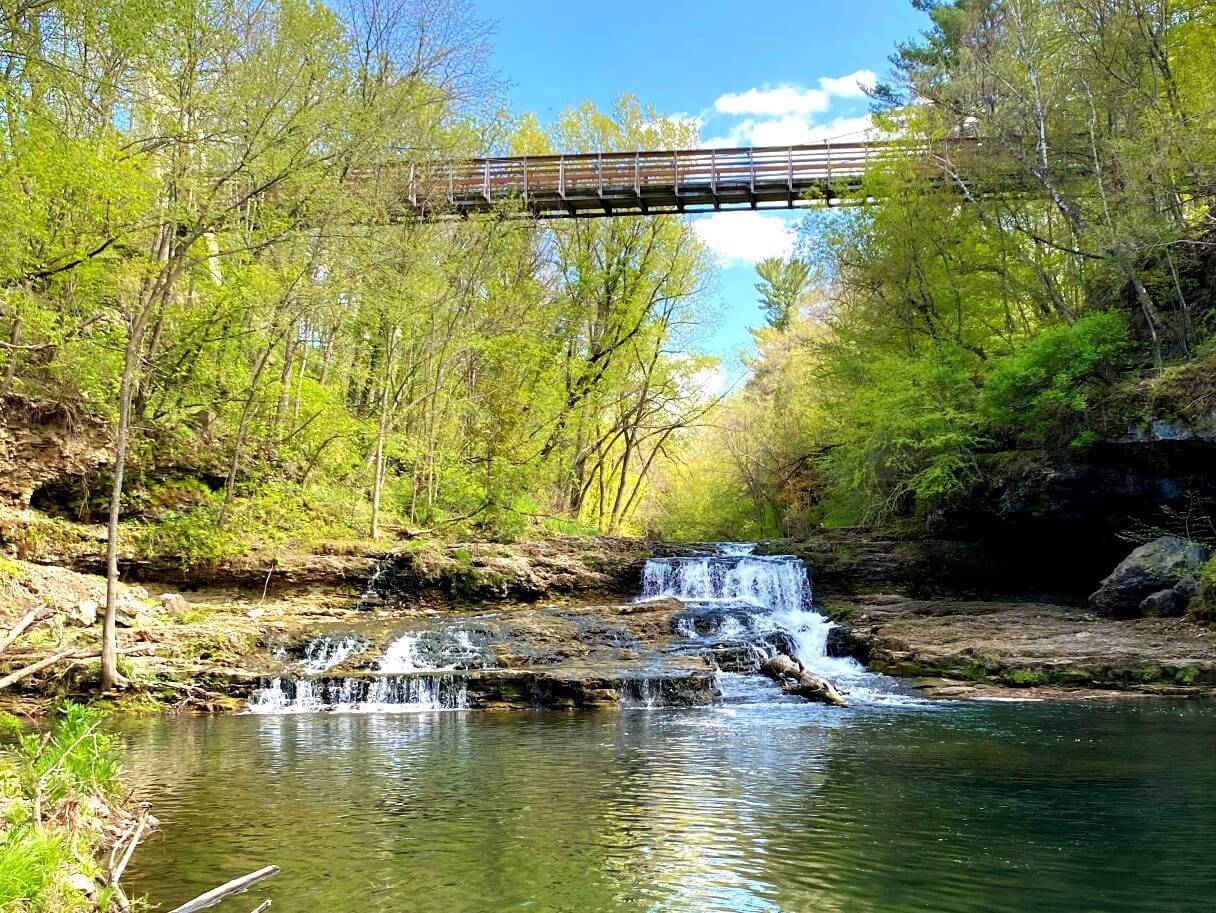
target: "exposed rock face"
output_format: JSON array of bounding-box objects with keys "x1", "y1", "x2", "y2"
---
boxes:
[
  {"x1": 1088, "y1": 536, "x2": 1210, "y2": 617},
  {"x1": 235, "y1": 596, "x2": 729, "y2": 711},
  {"x1": 0, "y1": 397, "x2": 111, "y2": 508},
  {"x1": 372, "y1": 536, "x2": 658, "y2": 603},
  {"x1": 759, "y1": 530, "x2": 1088, "y2": 600}
]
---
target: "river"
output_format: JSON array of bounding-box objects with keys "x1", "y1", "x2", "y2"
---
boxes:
[{"x1": 117, "y1": 545, "x2": 1216, "y2": 912}]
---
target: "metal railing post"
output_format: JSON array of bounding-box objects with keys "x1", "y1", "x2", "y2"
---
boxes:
[
  {"x1": 522, "y1": 157, "x2": 529, "y2": 203},
  {"x1": 559, "y1": 156, "x2": 566, "y2": 199},
  {"x1": 786, "y1": 146, "x2": 793, "y2": 207},
  {"x1": 482, "y1": 159, "x2": 490, "y2": 203},
  {"x1": 408, "y1": 163, "x2": 416, "y2": 207},
  {"x1": 597, "y1": 152, "x2": 603, "y2": 197},
  {"x1": 634, "y1": 152, "x2": 641, "y2": 197},
  {"x1": 748, "y1": 148, "x2": 755, "y2": 194}
]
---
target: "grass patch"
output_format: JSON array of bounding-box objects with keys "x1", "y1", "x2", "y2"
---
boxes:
[{"x1": 0, "y1": 702, "x2": 128, "y2": 912}]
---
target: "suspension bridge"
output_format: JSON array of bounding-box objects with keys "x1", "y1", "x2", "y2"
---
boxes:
[{"x1": 394, "y1": 140, "x2": 967, "y2": 220}]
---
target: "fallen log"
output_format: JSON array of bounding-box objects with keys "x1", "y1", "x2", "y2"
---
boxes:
[
  {"x1": 761, "y1": 654, "x2": 848, "y2": 707},
  {"x1": 169, "y1": 865, "x2": 280, "y2": 913},
  {"x1": 0, "y1": 643, "x2": 159, "y2": 691},
  {"x1": 0, "y1": 647, "x2": 78, "y2": 690},
  {"x1": 0, "y1": 608, "x2": 47, "y2": 657}
]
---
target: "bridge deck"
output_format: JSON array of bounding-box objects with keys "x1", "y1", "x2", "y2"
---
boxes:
[{"x1": 398, "y1": 142, "x2": 934, "y2": 219}]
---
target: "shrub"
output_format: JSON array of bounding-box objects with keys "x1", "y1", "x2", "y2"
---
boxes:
[
  {"x1": 820, "y1": 346, "x2": 985, "y2": 524},
  {"x1": 1188, "y1": 557, "x2": 1216, "y2": 623},
  {"x1": 980, "y1": 311, "x2": 1130, "y2": 446}
]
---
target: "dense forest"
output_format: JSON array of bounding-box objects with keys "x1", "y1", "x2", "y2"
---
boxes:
[
  {"x1": 651, "y1": 0, "x2": 1216, "y2": 541},
  {"x1": 0, "y1": 0, "x2": 717, "y2": 552}
]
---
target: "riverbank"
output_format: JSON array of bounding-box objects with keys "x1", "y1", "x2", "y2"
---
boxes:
[{"x1": 3, "y1": 527, "x2": 1216, "y2": 715}]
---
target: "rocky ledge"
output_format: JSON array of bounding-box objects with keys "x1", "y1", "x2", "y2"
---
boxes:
[{"x1": 827, "y1": 596, "x2": 1216, "y2": 695}]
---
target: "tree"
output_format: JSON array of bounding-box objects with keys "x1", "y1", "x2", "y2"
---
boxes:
[{"x1": 754, "y1": 258, "x2": 813, "y2": 330}]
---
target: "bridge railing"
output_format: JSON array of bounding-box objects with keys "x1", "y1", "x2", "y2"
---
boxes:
[{"x1": 405, "y1": 142, "x2": 932, "y2": 210}]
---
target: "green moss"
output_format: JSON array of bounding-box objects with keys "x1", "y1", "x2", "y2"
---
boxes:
[
  {"x1": 822, "y1": 601, "x2": 855, "y2": 623},
  {"x1": 181, "y1": 630, "x2": 258, "y2": 665},
  {"x1": 169, "y1": 606, "x2": 213, "y2": 625},
  {"x1": 0, "y1": 555, "x2": 26, "y2": 581}
]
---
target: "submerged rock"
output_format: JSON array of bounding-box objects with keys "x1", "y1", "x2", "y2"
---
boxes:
[{"x1": 1088, "y1": 536, "x2": 1209, "y2": 617}]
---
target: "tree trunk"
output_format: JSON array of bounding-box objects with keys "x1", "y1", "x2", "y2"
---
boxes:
[
  {"x1": 102, "y1": 329, "x2": 144, "y2": 691},
  {"x1": 760, "y1": 654, "x2": 848, "y2": 707}
]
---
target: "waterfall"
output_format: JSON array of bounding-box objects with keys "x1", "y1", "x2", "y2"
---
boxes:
[
  {"x1": 249, "y1": 625, "x2": 484, "y2": 713},
  {"x1": 248, "y1": 674, "x2": 469, "y2": 714},
  {"x1": 300, "y1": 634, "x2": 367, "y2": 673},
  {"x1": 377, "y1": 632, "x2": 426, "y2": 673},
  {"x1": 642, "y1": 546, "x2": 876, "y2": 697}
]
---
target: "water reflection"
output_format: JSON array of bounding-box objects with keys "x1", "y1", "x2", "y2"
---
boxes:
[{"x1": 118, "y1": 701, "x2": 1216, "y2": 913}]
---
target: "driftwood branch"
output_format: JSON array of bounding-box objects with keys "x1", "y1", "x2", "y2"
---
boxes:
[
  {"x1": 0, "y1": 608, "x2": 46, "y2": 656},
  {"x1": 169, "y1": 865, "x2": 280, "y2": 913},
  {"x1": 0, "y1": 643, "x2": 159, "y2": 690},
  {"x1": 110, "y1": 808, "x2": 151, "y2": 886},
  {"x1": 248, "y1": 902, "x2": 272, "y2": 913},
  {"x1": 0, "y1": 647, "x2": 78, "y2": 690},
  {"x1": 761, "y1": 654, "x2": 848, "y2": 707}
]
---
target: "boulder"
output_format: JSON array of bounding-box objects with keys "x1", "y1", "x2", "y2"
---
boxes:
[
  {"x1": 66, "y1": 873, "x2": 96, "y2": 897},
  {"x1": 1089, "y1": 536, "x2": 1209, "y2": 617},
  {"x1": 69, "y1": 599, "x2": 98, "y2": 627},
  {"x1": 1138, "y1": 588, "x2": 1186, "y2": 617},
  {"x1": 160, "y1": 592, "x2": 190, "y2": 614}
]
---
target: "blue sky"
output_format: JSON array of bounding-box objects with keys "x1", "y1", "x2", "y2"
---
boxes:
[{"x1": 472, "y1": 0, "x2": 930, "y2": 378}]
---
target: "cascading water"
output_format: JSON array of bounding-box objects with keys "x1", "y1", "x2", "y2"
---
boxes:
[
  {"x1": 300, "y1": 633, "x2": 368, "y2": 673},
  {"x1": 249, "y1": 627, "x2": 476, "y2": 714},
  {"x1": 248, "y1": 674, "x2": 468, "y2": 713},
  {"x1": 249, "y1": 541, "x2": 911, "y2": 714},
  {"x1": 643, "y1": 542, "x2": 909, "y2": 704}
]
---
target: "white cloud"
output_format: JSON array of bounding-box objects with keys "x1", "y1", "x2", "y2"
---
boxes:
[
  {"x1": 703, "y1": 113, "x2": 874, "y2": 148},
  {"x1": 691, "y1": 365, "x2": 727, "y2": 400},
  {"x1": 692, "y1": 211, "x2": 796, "y2": 268},
  {"x1": 818, "y1": 70, "x2": 878, "y2": 98},
  {"x1": 713, "y1": 70, "x2": 876, "y2": 117},
  {"x1": 702, "y1": 70, "x2": 879, "y2": 150}
]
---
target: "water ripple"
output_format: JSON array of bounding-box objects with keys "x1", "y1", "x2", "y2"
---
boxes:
[{"x1": 116, "y1": 700, "x2": 1216, "y2": 913}]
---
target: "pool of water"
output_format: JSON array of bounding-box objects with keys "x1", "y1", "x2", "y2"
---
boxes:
[{"x1": 117, "y1": 698, "x2": 1216, "y2": 912}]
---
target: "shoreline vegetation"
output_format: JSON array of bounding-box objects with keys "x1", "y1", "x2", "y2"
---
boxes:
[{"x1": 0, "y1": 702, "x2": 147, "y2": 913}]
